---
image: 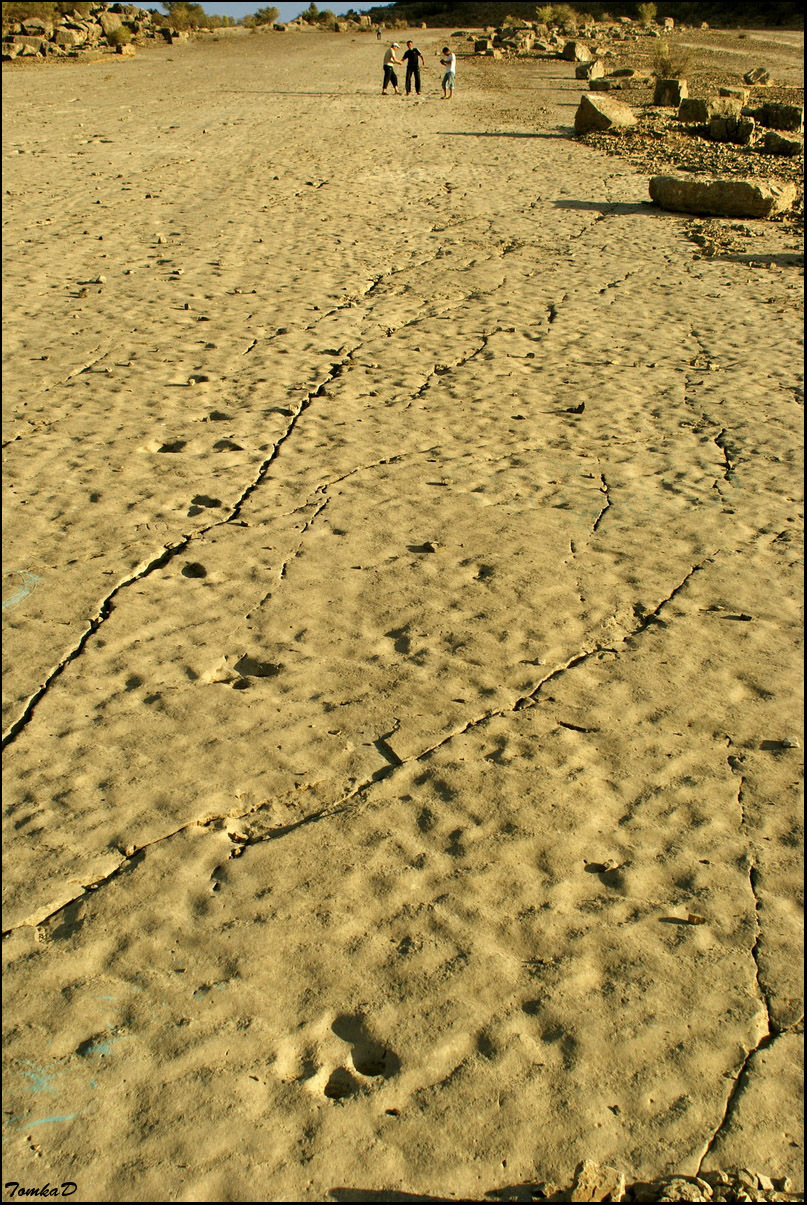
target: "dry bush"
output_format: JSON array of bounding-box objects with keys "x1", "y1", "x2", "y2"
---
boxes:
[{"x1": 653, "y1": 37, "x2": 690, "y2": 77}]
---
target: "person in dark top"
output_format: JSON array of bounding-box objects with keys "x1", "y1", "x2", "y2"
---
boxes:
[{"x1": 402, "y1": 40, "x2": 425, "y2": 97}]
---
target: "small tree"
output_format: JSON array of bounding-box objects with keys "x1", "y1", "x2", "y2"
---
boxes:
[
  {"x1": 252, "y1": 5, "x2": 279, "y2": 24},
  {"x1": 636, "y1": 2, "x2": 657, "y2": 26}
]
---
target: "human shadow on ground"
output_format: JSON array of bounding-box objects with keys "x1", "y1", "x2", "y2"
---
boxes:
[
  {"x1": 219, "y1": 89, "x2": 372, "y2": 96},
  {"x1": 439, "y1": 130, "x2": 570, "y2": 139},
  {"x1": 714, "y1": 250, "x2": 804, "y2": 268},
  {"x1": 553, "y1": 199, "x2": 654, "y2": 215},
  {"x1": 329, "y1": 1189, "x2": 459, "y2": 1201},
  {"x1": 329, "y1": 1184, "x2": 568, "y2": 1202}
]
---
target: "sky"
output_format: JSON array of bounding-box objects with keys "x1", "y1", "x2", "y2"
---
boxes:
[{"x1": 155, "y1": 2, "x2": 393, "y2": 21}]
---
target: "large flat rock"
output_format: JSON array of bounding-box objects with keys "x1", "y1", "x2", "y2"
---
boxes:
[{"x1": 649, "y1": 174, "x2": 797, "y2": 217}]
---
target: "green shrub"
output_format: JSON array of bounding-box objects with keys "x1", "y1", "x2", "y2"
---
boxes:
[
  {"x1": 552, "y1": 4, "x2": 580, "y2": 30},
  {"x1": 106, "y1": 25, "x2": 132, "y2": 46},
  {"x1": 251, "y1": 5, "x2": 279, "y2": 23},
  {"x1": 636, "y1": 2, "x2": 657, "y2": 25}
]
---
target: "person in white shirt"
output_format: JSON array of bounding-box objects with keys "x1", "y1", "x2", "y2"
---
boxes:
[
  {"x1": 382, "y1": 42, "x2": 403, "y2": 96},
  {"x1": 440, "y1": 47, "x2": 456, "y2": 99}
]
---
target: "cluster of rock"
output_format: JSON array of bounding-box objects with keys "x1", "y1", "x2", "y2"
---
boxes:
[
  {"x1": 467, "y1": 13, "x2": 687, "y2": 61},
  {"x1": 536, "y1": 1159, "x2": 801, "y2": 1202},
  {"x1": 2, "y1": 3, "x2": 189, "y2": 60},
  {"x1": 677, "y1": 94, "x2": 803, "y2": 156},
  {"x1": 274, "y1": 13, "x2": 378, "y2": 33},
  {"x1": 569, "y1": 39, "x2": 802, "y2": 218}
]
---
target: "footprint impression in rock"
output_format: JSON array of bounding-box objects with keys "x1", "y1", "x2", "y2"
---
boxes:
[{"x1": 323, "y1": 1014, "x2": 400, "y2": 1100}]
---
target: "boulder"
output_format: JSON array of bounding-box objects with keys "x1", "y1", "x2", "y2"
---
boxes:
[
  {"x1": 677, "y1": 97, "x2": 710, "y2": 122},
  {"x1": 20, "y1": 17, "x2": 53, "y2": 35},
  {"x1": 757, "y1": 102, "x2": 804, "y2": 132},
  {"x1": 98, "y1": 11, "x2": 124, "y2": 36},
  {"x1": 663, "y1": 16, "x2": 675, "y2": 28},
  {"x1": 2, "y1": 42, "x2": 23, "y2": 59},
  {"x1": 763, "y1": 130, "x2": 803, "y2": 156},
  {"x1": 654, "y1": 77, "x2": 688, "y2": 106},
  {"x1": 474, "y1": 38, "x2": 492, "y2": 52},
  {"x1": 743, "y1": 66, "x2": 772, "y2": 85},
  {"x1": 571, "y1": 1161, "x2": 627, "y2": 1203},
  {"x1": 707, "y1": 115, "x2": 756, "y2": 145},
  {"x1": 116, "y1": 42, "x2": 136, "y2": 55},
  {"x1": 679, "y1": 96, "x2": 741, "y2": 122},
  {"x1": 590, "y1": 78, "x2": 622, "y2": 91},
  {"x1": 53, "y1": 26, "x2": 87, "y2": 47},
  {"x1": 649, "y1": 175, "x2": 796, "y2": 218},
  {"x1": 574, "y1": 93, "x2": 637, "y2": 133},
  {"x1": 575, "y1": 59, "x2": 604, "y2": 79},
  {"x1": 562, "y1": 40, "x2": 591, "y2": 62},
  {"x1": 718, "y1": 86, "x2": 749, "y2": 103},
  {"x1": 11, "y1": 34, "x2": 48, "y2": 52}
]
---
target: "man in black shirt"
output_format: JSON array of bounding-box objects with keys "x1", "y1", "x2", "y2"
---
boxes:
[{"x1": 402, "y1": 40, "x2": 425, "y2": 97}]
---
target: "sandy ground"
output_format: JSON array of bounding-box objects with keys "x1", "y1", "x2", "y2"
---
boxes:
[{"x1": 2, "y1": 27, "x2": 803, "y2": 1203}]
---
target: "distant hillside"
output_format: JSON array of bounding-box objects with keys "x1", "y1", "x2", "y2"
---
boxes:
[{"x1": 365, "y1": 1, "x2": 804, "y2": 29}]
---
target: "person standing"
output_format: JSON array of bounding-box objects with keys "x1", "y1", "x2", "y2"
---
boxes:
[
  {"x1": 382, "y1": 42, "x2": 402, "y2": 96},
  {"x1": 440, "y1": 46, "x2": 456, "y2": 99},
  {"x1": 402, "y1": 39, "x2": 425, "y2": 97}
]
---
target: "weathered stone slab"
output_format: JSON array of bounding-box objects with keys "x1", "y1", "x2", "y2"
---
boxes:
[
  {"x1": 677, "y1": 98, "x2": 710, "y2": 122},
  {"x1": 649, "y1": 174, "x2": 796, "y2": 217},
  {"x1": 98, "y1": 11, "x2": 124, "y2": 36},
  {"x1": 571, "y1": 1160, "x2": 627, "y2": 1202},
  {"x1": 11, "y1": 34, "x2": 47, "y2": 52},
  {"x1": 562, "y1": 40, "x2": 591, "y2": 62},
  {"x1": 54, "y1": 26, "x2": 87, "y2": 47},
  {"x1": 575, "y1": 59, "x2": 604, "y2": 80},
  {"x1": 718, "y1": 86, "x2": 749, "y2": 103},
  {"x1": 763, "y1": 130, "x2": 803, "y2": 156},
  {"x1": 20, "y1": 18, "x2": 53, "y2": 35},
  {"x1": 757, "y1": 102, "x2": 804, "y2": 132},
  {"x1": 654, "y1": 77, "x2": 688, "y2": 106},
  {"x1": 707, "y1": 115, "x2": 756, "y2": 145},
  {"x1": 574, "y1": 93, "x2": 637, "y2": 132},
  {"x1": 744, "y1": 66, "x2": 773, "y2": 85}
]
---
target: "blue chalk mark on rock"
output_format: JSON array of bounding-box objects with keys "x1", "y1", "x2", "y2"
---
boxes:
[
  {"x1": 18, "y1": 1114, "x2": 80, "y2": 1128},
  {"x1": 19, "y1": 1061, "x2": 59, "y2": 1096},
  {"x1": 2, "y1": 570, "x2": 41, "y2": 612}
]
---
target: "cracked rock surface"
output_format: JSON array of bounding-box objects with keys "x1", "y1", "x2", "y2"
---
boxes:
[{"x1": 2, "y1": 29, "x2": 803, "y2": 1204}]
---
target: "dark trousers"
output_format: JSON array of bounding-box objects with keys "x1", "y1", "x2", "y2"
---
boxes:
[
  {"x1": 406, "y1": 67, "x2": 421, "y2": 94},
  {"x1": 383, "y1": 65, "x2": 398, "y2": 90}
]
